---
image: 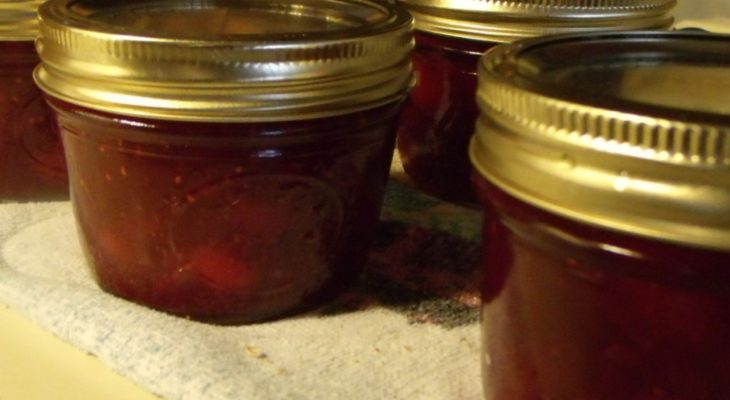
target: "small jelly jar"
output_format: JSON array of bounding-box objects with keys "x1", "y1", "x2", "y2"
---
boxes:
[
  {"x1": 471, "y1": 32, "x2": 730, "y2": 399},
  {"x1": 34, "y1": 0, "x2": 413, "y2": 323},
  {"x1": 396, "y1": 0, "x2": 675, "y2": 204},
  {"x1": 0, "y1": 1, "x2": 67, "y2": 201}
]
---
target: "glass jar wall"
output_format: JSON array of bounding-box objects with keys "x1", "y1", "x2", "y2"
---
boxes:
[
  {"x1": 52, "y1": 99, "x2": 401, "y2": 322},
  {"x1": 0, "y1": 2, "x2": 67, "y2": 201},
  {"x1": 396, "y1": 31, "x2": 496, "y2": 204},
  {"x1": 475, "y1": 179, "x2": 730, "y2": 399}
]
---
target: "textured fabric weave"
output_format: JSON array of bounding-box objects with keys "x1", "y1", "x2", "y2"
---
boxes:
[{"x1": 0, "y1": 178, "x2": 483, "y2": 400}]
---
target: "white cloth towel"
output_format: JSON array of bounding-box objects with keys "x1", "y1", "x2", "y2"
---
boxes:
[{"x1": 0, "y1": 181, "x2": 483, "y2": 400}]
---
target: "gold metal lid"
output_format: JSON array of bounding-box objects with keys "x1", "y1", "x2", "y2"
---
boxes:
[
  {"x1": 34, "y1": 0, "x2": 414, "y2": 122},
  {"x1": 471, "y1": 31, "x2": 730, "y2": 251},
  {"x1": 0, "y1": 0, "x2": 43, "y2": 41},
  {"x1": 399, "y1": 0, "x2": 675, "y2": 42}
]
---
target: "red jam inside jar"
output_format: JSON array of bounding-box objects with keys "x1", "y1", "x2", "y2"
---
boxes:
[
  {"x1": 0, "y1": 41, "x2": 67, "y2": 201},
  {"x1": 471, "y1": 32, "x2": 730, "y2": 399},
  {"x1": 35, "y1": 0, "x2": 413, "y2": 322},
  {"x1": 51, "y1": 98, "x2": 401, "y2": 322},
  {"x1": 475, "y1": 178, "x2": 730, "y2": 400},
  {"x1": 397, "y1": 31, "x2": 495, "y2": 204}
]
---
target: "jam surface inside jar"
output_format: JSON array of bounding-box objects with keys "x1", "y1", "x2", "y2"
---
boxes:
[
  {"x1": 397, "y1": 31, "x2": 495, "y2": 205},
  {"x1": 0, "y1": 41, "x2": 67, "y2": 201},
  {"x1": 53, "y1": 99, "x2": 400, "y2": 322},
  {"x1": 476, "y1": 177, "x2": 730, "y2": 400}
]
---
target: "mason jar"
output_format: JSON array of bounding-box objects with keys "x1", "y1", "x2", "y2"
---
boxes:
[
  {"x1": 397, "y1": 0, "x2": 675, "y2": 204},
  {"x1": 471, "y1": 31, "x2": 730, "y2": 399},
  {"x1": 0, "y1": 1, "x2": 67, "y2": 201},
  {"x1": 35, "y1": 0, "x2": 413, "y2": 323}
]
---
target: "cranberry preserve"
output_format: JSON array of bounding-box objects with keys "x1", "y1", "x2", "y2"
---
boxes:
[
  {"x1": 471, "y1": 32, "x2": 730, "y2": 399},
  {"x1": 396, "y1": 31, "x2": 495, "y2": 204},
  {"x1": 35, "y1": 0, "x2": 413, "y2": 323},
  {"x1": 397, "y1": 0, "x2": 675, "y2": 204},
  {"x1": 0, "y1": 2, "x2": 67, "y2": 201}
]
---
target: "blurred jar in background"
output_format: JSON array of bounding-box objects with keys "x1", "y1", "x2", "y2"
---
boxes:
[
  {"x1": 472, "y1": 31, "x2": 730, "y2": 400},
  {"x1": 0, "y1": 1, "x2": 67, "y2": 201},
  {"x1": 396, "y1": 0, "x2": 675, "y2": 205}
]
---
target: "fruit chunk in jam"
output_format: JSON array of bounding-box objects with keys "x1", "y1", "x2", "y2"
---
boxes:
[
  {"x1": 397, "y1": 32, "x2": 496, "y2": 205},
  {"x1": 474, "y1": 176, "x2": 730, "y2": 400},
  {"x1": 50, "y1": 98, "x2": 401, "y2": 323},
  {"x1": 0, "y1": 41, "x2": 67, "y2": 201}
]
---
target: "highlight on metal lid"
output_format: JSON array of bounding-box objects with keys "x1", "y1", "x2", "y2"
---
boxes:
[
  {"x1": 398, "y1": 0, "x2": 675, "y2": 42},
  {"x1": 0, "y1": 0, "x2": 44, "y2": 40},
  {"x1": 34, "y1": 0, "x2": 414, "y2": 122},
  {"x1": 471, "y1": 31, "x2": 730, "y2": 251}
]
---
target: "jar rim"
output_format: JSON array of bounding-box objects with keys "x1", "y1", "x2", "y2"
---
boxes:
[
  {"x1": 0, "y1": 0, "x2": 44, "y2": 40},
  {"x1": 399, "y1": 0, "x2": 675, "y2": 42},
  {"x1": 34, "y1": 0, "x2": 414, "y2": 122},
  {"x1": 471, "y1": 31, "x2": 730, "y2": 251}
]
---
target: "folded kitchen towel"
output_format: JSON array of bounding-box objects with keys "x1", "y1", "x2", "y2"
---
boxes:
[{"x1": 0, "y1": 179, "x2": 483, "y2": 400}]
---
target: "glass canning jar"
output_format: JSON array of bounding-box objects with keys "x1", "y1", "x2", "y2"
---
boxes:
[
  {"x1": 397, "y1": 0, "x2": 675, "y2": 205},
  {"x1": 34, "y1": 0, "x2": 413, "y2": 323},
  {"x1": 0, "y1": 1, "x2": 67, "y2": 201},
  {"x1": 471, "y1": 32, "x2": 730, "y2": 399}
]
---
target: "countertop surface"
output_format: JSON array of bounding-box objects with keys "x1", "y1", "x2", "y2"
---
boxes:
[{"x1": 0, "y1": 304, "x2": 159, "y2": 400}]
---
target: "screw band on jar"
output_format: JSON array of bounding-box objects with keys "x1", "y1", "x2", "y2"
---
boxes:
[
  {"x1": 399, "y1": 0, "x2": 676, "y2": 41},
  {"x1": 0, "y1": 0, "x2": 45, "y2": 40},
  {"x1": 34, "y1": 0, "x2": 414, "y2": 122},
  {"x1": 471, "y1": 31, "x2": 730, "y2": 251}
]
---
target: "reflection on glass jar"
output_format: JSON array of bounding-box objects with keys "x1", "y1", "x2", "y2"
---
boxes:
[
  {"x1": 35, "y1": 0, "x2": 413, "y2": 323},
  {"x1": 0, "y1": 2, "x2": 67, "y2": 201},
  {"x1": 397, "y1": 0, "x2": 675, "y2": 205},
  {"x1": 472, "y1": 32, "x2": 730, "y2": 399}
]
